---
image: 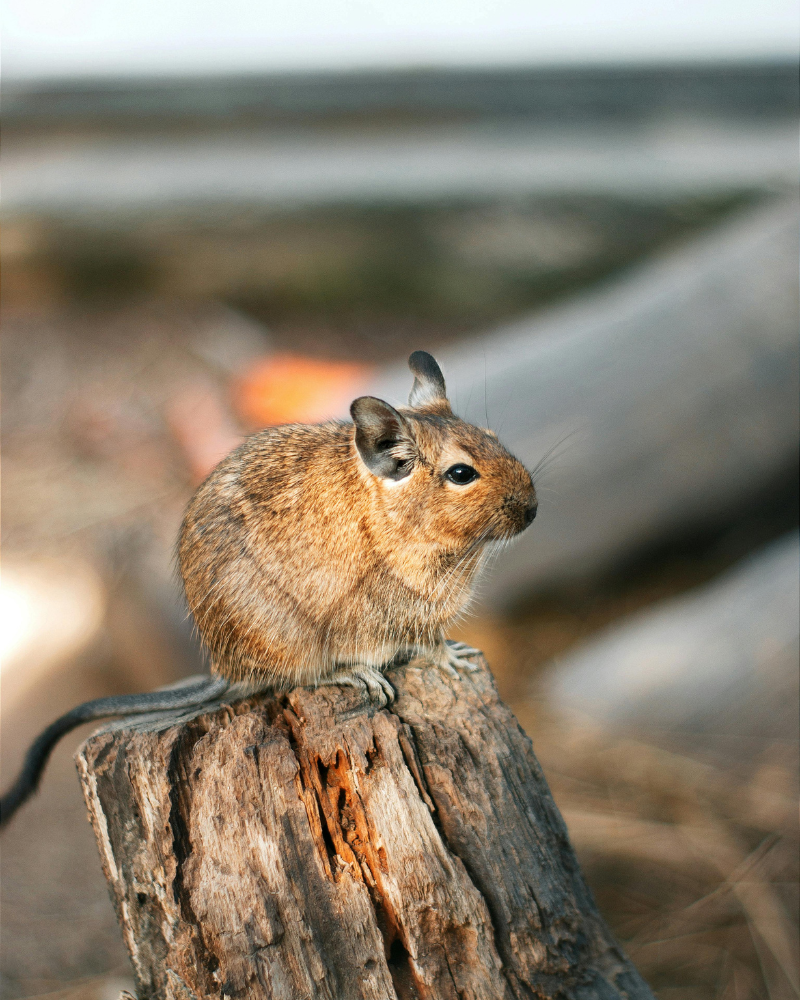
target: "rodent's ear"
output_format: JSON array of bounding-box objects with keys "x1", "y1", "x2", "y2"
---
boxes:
[
  {"x1": 408, "y1": 351, "x2": 451, "y2": 411},
  {"x1": 351, "y1": 396, "x2": 416, "y2": 480}
]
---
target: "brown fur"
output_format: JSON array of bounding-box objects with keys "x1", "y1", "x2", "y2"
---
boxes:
[{"x1": 178, "y1": 354, "x2": 535, "y2": 688}]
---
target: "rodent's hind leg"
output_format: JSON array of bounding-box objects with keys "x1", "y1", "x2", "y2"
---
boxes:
[{"x1": 317, "y1": 666, "x2": 395, "y2": 707}]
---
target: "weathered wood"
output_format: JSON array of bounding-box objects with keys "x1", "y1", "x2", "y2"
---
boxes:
[{"x1": 77, "y1": 658, "x2": 654, "y2": 1000}]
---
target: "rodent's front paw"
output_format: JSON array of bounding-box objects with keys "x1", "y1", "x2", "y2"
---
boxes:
[
  {"x1": 319, "y1": 666, "x2": 395, "y2": 707},
  {"x1": 443, "y1": 639, "x2": 482, "y2": 676}
]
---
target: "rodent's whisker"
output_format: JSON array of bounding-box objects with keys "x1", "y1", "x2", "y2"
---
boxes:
[{"x1": 529, "y1": 430, "x2": 579, "y2": 485}]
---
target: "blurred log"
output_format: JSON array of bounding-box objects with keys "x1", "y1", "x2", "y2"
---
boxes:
[
  {"x1": 368, "y1": 199, "x2": 800, "y2": 607},
  {"x1": 77, "y1": 658, "x2": 653, "y2": 1000},
  {"x1": 548, "y1": 531, "x2": 800, "y2": 758}
]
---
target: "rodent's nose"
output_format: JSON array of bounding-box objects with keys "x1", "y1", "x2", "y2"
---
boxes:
[{"x1": 523, "y1": 500, "x2": 538, "y2": 527}]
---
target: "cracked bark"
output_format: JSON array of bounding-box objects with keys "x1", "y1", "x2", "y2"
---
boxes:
[{"x1": 76, "y1": 657, "x2": 654, "y2": 1000}]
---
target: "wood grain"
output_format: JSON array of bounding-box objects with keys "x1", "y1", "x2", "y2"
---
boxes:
[{"x1": 77, "y1": 658, "x2": 654, "y2": 999}]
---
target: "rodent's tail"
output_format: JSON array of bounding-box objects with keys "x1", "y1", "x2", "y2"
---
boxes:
[{"x1": 0, "y1": 675, "x2": 230, "y2": 829}]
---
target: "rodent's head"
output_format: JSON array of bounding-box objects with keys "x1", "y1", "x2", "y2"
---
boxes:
[{"x1": 350, "y1": 351, "x2": 536, "y2": 551}]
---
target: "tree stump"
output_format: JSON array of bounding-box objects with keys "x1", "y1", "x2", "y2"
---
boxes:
[{"x1": 77, "y1": 657, "x2": 654, "y2": 1000}]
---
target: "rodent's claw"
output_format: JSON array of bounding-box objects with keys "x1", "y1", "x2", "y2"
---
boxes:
[
  {"x1": 319, "y1": 667, "x2": 395, "y2": 707},
  {"x1": 444, "y1": 640, "x2": 482, "y2": 674},
  {"x1": 408, "y1": 640, "x2": 482, "y2": 679},
  {"x1": 355, "y1": 668, "x2": 396, "y2": 706},
  {"x1": 445, "y1": 640, "x2": 482, "y2": 657},
  {"x1": 438, "y1": 659, "x2": 460, "y2": 680}
]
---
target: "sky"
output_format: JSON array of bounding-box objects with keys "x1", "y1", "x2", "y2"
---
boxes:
[{"x1": 2, "y1": 0, "x2": 798, "y2": 81}]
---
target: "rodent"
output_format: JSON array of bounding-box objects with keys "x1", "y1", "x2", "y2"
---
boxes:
[{"x1": 0, "y1": 351, "x2": 536, "y2": 827}]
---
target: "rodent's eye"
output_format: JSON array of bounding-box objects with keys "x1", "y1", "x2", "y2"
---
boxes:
[{"x1": 445, "y1": 463, "x2": 479, "y2": 485}]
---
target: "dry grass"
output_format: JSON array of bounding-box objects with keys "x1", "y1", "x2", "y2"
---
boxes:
[{"x1": 515, "y1": 703, "x2": 800, "y2": 999}]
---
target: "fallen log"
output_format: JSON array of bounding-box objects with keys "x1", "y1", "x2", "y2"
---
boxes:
[
  {"x1": 367, "y1": 198, "x2": 800, "y2": 606},
  {"x1": 548, "y1": 531, "x2": 800, "y2": 760},
  {"x1": 77, "y1": 657, "x2": 653, "y2": 1000}
]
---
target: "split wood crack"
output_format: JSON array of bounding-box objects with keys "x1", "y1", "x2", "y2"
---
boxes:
[{"x1": 77, "y1": 657, "x2": 655, "y2": 1000}]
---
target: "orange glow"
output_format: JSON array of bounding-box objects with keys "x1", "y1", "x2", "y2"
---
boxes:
[
  {"x1": 236, "y1": 354, "x2": 374, "y2": 427},
  {"x1": 167, "y1": 381, "x2": 244, "y2": 482}
]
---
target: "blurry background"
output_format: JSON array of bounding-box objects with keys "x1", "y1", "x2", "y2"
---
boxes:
[{"x1": 1, "y1": 0, "x2": 798, "y2": 996}]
